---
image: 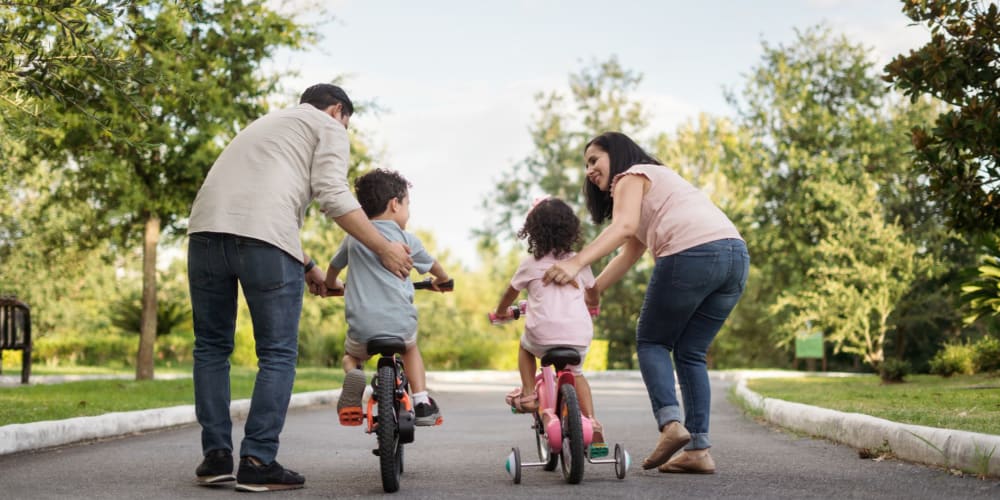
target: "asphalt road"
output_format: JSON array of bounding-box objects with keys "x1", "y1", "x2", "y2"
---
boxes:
[{"x1": 1, "y1": 373, "x2": 998, "y2": 499}]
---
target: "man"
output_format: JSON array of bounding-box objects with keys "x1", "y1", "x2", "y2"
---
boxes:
[{"x1": 186, "y1": 84, "x2": 412, "y2": 492}]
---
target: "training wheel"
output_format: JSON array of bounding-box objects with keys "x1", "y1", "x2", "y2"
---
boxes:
[
  {"x1": 614, "y1": 444, "x2": 630, "y2": 480},
  {"x1": 506, "y1": 447, "x2": 522, "y2": 484}
]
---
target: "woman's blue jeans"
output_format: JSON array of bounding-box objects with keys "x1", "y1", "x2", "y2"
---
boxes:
[
  {"x1": 636, "y1": 238, "x2": 749, "y2": 450},
  {"x1": 188, "y1": 232, "x2": 303, "y2": 463}
]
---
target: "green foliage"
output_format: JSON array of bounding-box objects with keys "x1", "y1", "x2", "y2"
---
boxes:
[
  {"x1": 8, "y1": 0, "x2": 318, "y2": 378},
  {"x1": 884, "y1": 0, "x2": 1000, "y2": 232},
  {"x1": 772, "y1": 180, "x2": 922, "y2": 370},
  {"x1": 0, "y1": 1, "x2": 148, "y2": 135},
  {"x1": 961, "y1": 235, "x2": 1000, "y2": 324},
  {"x1": 30, "y1": 332, "x2": 193, "y2": 368},
  {"x1": 929, "y1": 342, "x2": 977, "y2": 376},
  {"x1": 111, "y1": 292, "x2": 189, "y2": 337},
  {"x1": 972, "y1": 335, "x2": 1000, "y2": 372},
  {"x1": 879, "y1": 358, "x2": 911, "y2": 383}
]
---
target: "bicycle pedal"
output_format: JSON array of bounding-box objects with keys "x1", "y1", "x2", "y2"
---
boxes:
[
  {"x1": 588, "y1": 443, "x2": 609, "y2": 458},
  {"x1": 338, "y1": 407, "x2": 364, "y2": 426}
]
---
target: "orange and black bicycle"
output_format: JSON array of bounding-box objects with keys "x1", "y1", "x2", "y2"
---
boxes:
[{"x1": 330, "y1": 278, "x2": 452, "y2": 493}]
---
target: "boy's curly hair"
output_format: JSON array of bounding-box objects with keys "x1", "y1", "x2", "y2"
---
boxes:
[
  {"x1": 517, "y1": 197, "x2": 581, "y2": 259},
  {"x1": 355, "y1": 168, "x2": 411, "y2": 218}
]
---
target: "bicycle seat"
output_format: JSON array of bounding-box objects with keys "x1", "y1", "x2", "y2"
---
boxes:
[
  {"x1": 540, "y1": 347, "x2": 581, "y2": 370},
  {"x1": 366, "y1": 336, "x2": 407, "y2": 357}
]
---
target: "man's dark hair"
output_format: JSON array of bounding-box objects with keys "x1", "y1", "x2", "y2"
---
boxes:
[
  {"x1": 583, "y1": 131, "x2": 662, "y2": 225},
  {"x1": 517, "y1": 198, "x2": 581, "y2": 259},
  {"x1": 299, "y1": 83, "x2": 354, "y2": 116},
  {"x1": 355, "y1": 168, "x2": 411, "y2": 218}
]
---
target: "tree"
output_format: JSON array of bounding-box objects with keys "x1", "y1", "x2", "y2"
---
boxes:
[
  {"x1": 772, "y1": 178, "x2": 923, "y2": 370},
  {"x1": 727, "y1": 25, "x2": 961, "y2": 368},
  {"x1": 23, "y1": 1, "x2": 315, "y2": 379},
  {"x1": 884, "y1": 0, "x2": 1000, "y2": 232}
]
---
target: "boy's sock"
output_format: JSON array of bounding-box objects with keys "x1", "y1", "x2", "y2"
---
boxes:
[{"x1": 411, "y1": 391, "x2": 429, "y2": 406}]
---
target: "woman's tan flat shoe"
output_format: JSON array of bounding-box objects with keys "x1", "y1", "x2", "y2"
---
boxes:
[
  {"x1": 641, "y1": 421, "x2": 691, "y2": 469},
  {"x1": 658, "y1": 449, "x2": 716, "y2": 474}
]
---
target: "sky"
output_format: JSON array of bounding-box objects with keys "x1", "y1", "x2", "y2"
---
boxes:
[{"x1": 268, "y1": 0, "x2": 929, "y2": 269}]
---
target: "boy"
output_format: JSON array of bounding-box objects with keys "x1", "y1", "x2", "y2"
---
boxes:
[{"x1": 325, "y1": 168, "x2": 450, "y2": 426}]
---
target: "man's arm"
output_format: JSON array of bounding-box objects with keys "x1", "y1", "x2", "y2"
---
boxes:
[{"x1": 334, "y1": 209, "x2": 413, "y2": 279}]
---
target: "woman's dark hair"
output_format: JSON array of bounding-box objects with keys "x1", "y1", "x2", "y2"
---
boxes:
[
  {"x1": 583, "y1": 131, "x2": 662, "y2": 224},
  {"x1": 517, "y1": 198, "x2": 581, "y2": 259},
  {"x1": 355, "y1": 168, "x2": 411, "y2": 218},
  {"x1": 299, "y1": 83, "x2": 354, "y2": 116}
]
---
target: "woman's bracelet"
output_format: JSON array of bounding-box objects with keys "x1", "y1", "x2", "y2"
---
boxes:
[{"x1": 304, "y1": 258, "x2": 317, "y2": 273}]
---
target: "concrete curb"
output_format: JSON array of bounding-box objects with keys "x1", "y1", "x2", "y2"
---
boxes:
[
  {"x1": 730, "y1": 372, "x2": 1000, "y2": 478},
  {"x1": 0, "y1": 389, "x2": 339, "y2": 456}
]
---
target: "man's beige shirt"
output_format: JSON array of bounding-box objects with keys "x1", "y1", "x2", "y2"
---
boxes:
[{"x1": 187, "y1": 104, "x2": 361, "y2": 262}]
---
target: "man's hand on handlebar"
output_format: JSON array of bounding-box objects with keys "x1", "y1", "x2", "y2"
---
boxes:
[{"x1": 323, "y1": 278, "x2": 345, "y2": 297}]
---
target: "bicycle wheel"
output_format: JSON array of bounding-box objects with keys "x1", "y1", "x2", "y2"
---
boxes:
[
  {"x1": 558, "y1": 384, "x2": 585, "y2": 484},
  {"x1": 377, "y1": 364, "x2": 401, "y2": 493}
]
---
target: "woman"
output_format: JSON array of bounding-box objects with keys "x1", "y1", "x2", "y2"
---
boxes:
[{"x1": 543, "y1": 131, "x2": 749, "y2": 474}]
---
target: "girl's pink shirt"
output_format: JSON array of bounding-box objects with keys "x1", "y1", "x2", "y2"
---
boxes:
[
  {"x1": 511, "y1": 252, "x2": 595, "y2": 348},
  {"x1": 611, "y1": 164, "x2": 743, "y2": 258}
]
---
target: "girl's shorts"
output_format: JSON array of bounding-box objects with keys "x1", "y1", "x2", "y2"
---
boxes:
[{"x1": 520, "y1": 337, "x2": 588, "y2": 375}]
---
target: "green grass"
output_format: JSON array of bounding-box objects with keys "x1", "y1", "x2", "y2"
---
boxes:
[
  {"x1": 747, "y1": 373, "x2": 1000, "y2": 435},
  {"x1": 0, "y1": 367, "x2": 345, "y2": 426}
]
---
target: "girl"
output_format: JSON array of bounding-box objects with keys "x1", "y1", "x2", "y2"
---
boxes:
[{"x1": 492, "y1": 197, "x2": 604, "y2": 446}]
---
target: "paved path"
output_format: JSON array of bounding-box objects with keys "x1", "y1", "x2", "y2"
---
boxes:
[{"x1": 1, "y1": 373, "x2": 998, "y2": 499}]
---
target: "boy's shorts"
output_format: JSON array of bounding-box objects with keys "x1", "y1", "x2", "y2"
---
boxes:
[
  {"x1": 520, "y1": 337, "x2": 588, "y2": 375},
  {"x1": 345, "y1": 334, "x2": 417, "y2": 362}
]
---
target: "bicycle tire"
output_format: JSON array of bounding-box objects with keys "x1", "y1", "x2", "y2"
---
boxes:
[
  {"x1": 377, "y1": 364, "x2": 401, "y2": 493},
  {"x1": 558, "y1": 384, "x2": 585, "y2": 484}
]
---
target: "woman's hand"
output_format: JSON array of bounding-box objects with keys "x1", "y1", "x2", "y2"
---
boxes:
[
  {"x1": 585, "y1": 286, "x2": 601, "y2": 309},
  {"x1": 543, "y1": 258, "x2": 583, "y2": 286}
]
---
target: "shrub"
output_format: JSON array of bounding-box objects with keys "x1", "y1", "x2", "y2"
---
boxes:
[
  {"x1": 928, "y1": 343, "x2": 977, "y2": 377},
  {"x1": 879, "y1": 358, "x2": 910, "y2": 383},
  {"x1": 973, "y1": 336, "x2": 1000, "y2": 373}
]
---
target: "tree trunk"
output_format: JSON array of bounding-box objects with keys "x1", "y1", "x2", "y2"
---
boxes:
[{"x1": 136, "y1": 214, "x2": 160, "y2": 381}]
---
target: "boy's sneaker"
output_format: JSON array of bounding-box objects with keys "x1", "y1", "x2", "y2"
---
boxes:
[
  {"x1": 195, "y1": 449, "x2": 235, "y2": 485},
  {"x1": 414, "y1": 397, "x2": 442, "y2": 426},
  {"x1": 234, "y1": 457, "x2": 305, "y2": 492},
  {"x1": 338, "y1": 369, "x2": 367, "y2": 426}
]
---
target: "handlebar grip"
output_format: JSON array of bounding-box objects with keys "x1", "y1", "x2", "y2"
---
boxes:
[{"x1": 414, "y1": 278, "x2": 454, "y2": 291}]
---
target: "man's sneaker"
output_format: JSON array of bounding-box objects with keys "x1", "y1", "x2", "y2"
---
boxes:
[
  {"x1": 414, "y1": 397, "x2": 442, "y2": 426},
  {"x1": 195, "y1": 449, "x2": 235, "y2": 485},
  {"x1": 234, "y1": 457, "x2": 305, "y2": 492},
  {"x1": 338, "y1": 369, "x2": 367, "y2": 426}
]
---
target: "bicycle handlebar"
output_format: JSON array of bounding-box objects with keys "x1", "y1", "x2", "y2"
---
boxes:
[
  {"x1": 488, "y1": 300, "x2": 599, "y2": 326},
  {"x1": 325, "y1": 278, "x2": 454, "y2": 297}
]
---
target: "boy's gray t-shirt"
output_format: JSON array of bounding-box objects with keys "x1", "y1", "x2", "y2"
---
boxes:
[{"x1": 331, "y1": 219, "x2": 435, "y2": 343}]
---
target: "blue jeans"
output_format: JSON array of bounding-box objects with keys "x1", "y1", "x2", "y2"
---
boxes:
[
  {"x1": 636, "y1": 238, "x2": 749, "y2": 450},
  {"x1": 188, "y1": 232, "x2": 303, "y2": 463}
]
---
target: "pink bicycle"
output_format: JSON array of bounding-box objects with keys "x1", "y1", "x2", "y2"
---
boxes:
[{"x1": 491, "y1": 301, "x2": 630, "y2": 484}]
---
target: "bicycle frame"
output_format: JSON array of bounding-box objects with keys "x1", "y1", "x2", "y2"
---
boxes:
[{"x1": 535, "y1": 365, "x2": 593, "y2": 452}]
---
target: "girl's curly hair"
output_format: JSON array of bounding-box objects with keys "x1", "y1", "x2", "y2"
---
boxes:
[{"x1": 517, "y1": 198, "x2": 581, "y2": 259}]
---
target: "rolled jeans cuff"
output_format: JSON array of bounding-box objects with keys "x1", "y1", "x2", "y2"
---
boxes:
[
  {"x1": 654, "y1": 405, "x2": 683, "y2": 431},
  {"x1": 686, "y1": 433, "x2": 711, "y2": 450}
]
